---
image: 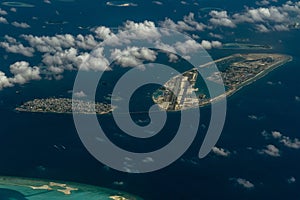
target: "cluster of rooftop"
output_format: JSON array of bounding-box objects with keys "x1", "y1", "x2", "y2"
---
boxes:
[{"x1": 16, "y1": 98, "x2": 113, "y2": 115}]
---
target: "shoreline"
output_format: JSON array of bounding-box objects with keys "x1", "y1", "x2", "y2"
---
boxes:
[
  {"x1": 199, "y1": 54, "x2": 293, "y2": 107},
  {"x1": 153, "y1": 54, "x2": 293, "y2": 110}
]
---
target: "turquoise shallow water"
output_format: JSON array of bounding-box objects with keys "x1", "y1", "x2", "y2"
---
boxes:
[{"x1": 0, "y1": 176, "x2": 142, "y2": 199}]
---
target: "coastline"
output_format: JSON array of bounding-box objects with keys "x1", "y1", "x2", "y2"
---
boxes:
[
  {"x1": 153, "y1": 54, "x2": 293, "y2": 110},
  {"x1": 199, "y1": 54, "x2": 293, "y2": 107}
]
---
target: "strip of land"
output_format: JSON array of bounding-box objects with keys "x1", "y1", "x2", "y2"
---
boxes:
[
  {"x1": 16, "y1": 98, "x2": 113, "y2": 115},
  {"x1": 153, "y1": 53, "x2": 292, "y2": 110}
]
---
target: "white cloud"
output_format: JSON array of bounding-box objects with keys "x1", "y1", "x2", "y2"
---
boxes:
[
  {"x1": 200, "y1": 40, "x2": 212, "y2": 50},
  {"x1": 231, "y1": 178, "x2": 255, "y2": 189},
  {"x1": 234, "y1": 6, "x2": 288, "y2": 24},
  {"x1": 255, "y1": 24, "x2": 270, "y2": 32},
  {"x1": 280, "y1": 136, "x2": 300, "y2": 149},
  {"x1": 209, "y1": 10, "x2": 236, "y2": 28},
  {"x1": 211, "y1": 41, "x2": 222, "y2": 48},
  {"x1": 0, "y1": 61, "x2": 41, "y2": 90},
  {"x1": 0, "y1": 36, "x2": 35, "y2": 57},
  {"x1": 211, "y1": 147, "x2": 231, "y2": 157},
  {"x1": 22, "y1": 34, "x2": 75, "y2": 53},
  {"x1": 0, "y1": 16, "x2": 8, "y2": 24},
  {"x1": 10, "y1": 8, "x2": 17, "y2": 12},
  {"x1": 110, "y1": 46, "x2": 157, "y2": 67},
  {"x1": 209, "y1": 32, "x2": 223, "y2": 39},
  {"x1": 183, "y1": 12, "x2": 206, "y2": 31},
  {"x1": 263, "y1": 130, "x2": 300, "y2": 149},
  {"x1": 272, "y1": 131, "x2": 282, "y2": 139},
  {"x1": 42, "y1": 47, "x2": 79, "y2": 71},
  {"x1": 12, "y1": 21, "x2": 30, "y2": 28},
  {"x1": 75, "y1": 34, "x2": 98, "y2": 50},
  {"x1": 274, "y1": 24, "x2": 289, "y2": 31},
  {"x1": 256, "y1": 0, "x2": 271, "y2": 6},
  {"x1": 0, "y1": 8, "x2": 8, "y2": 15},
  {"x1": 9, "y1": 61, "x2": 41, "y2": 84},
  {"x1": 180, "y1": 1, "x2": 188, "y2": 5},
  {"x1": 0, "y1": 71, "x2": 13, "y2": 90},
  {"x1": 74, "y1": 91, "x2": 87, "y2": 98},
  {"x1": 152, "y1": 1, "x2": 163, "y2": 5},
  {"x1": 122, "y1": 20, "x2": 161, "y2": 41},
  {"x1": 206, "y1": 2, "x2": 300, "y2": 32},
  {"x1": 287, "y1": 176, "x2": 296, "y2": 184},
  {"x1": 160, "y1": 12, "x2": 206, "y2": 32},
  {"x1": 142, "y1": 157, "x2": 154, "y2": 163},
  {"x1": 175, "y1": 39, "x2": 202, "y2": 54},
  {"x1": 168, "y1": 53, "x2": 179, "y2": 63},
  {"x1": 93, "y1": 26, "x2": 115, "y2": 40},
  {"x1": 258, "y1": 144, "x2": 281, "y2": 157},
  {"x1": 200, "y1": 40, "x2": 222, "y2": 49},
  {"x1": 78, "y1": 47, "x2": 110, "y2": 71}
]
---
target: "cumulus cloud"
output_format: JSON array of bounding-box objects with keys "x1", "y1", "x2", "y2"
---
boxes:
[
  {"x1": 110, "y1": 46, "x2": 157, "y2": 67},
  {"x1": 9, "y1": 61, "x2": 41, "y2": 84},
  {"x1": 274, "y1": 24, "x2": 289, "y2": 31},
  {"x1": 160, "y1": 18, "x2": 194, "y2": 32},
  {"x1": 183, "y1": 12, "x2": 206, "y2": 31},
  {"x1": 122, "y1": 20, "x2": 161, "y2": 41},
  {"x1": 175, "y1": 39, "x2": 202, "y2": 54},
  {"x1": 0, "y1": 16, "x2": 8, "y2": 24},
  {"x1": 0, "y1": 61, "x2": 41, "y2": 90},
  {"x1": 211, "y1": 147, "x2": 231, "y2": 157},
  {"x1": 0, "y1": 8, "x2": 8, "y2": 15},
  {"x1": 160, "y1": 12, "x2": 206, "y2": 32},
  {"x1": 73, "y1": 91, "x2": 87, "y2": 98},
  {"x1": 280, "y1": 135, "x2": 300, "y2": 149},
  {"x1": 262, "y1": 130, "x2": 300, "y2": 149},
  {"x1": 0, "y1": 71, "x2": 13, "y2": 90},
  {"x1": 42, "y1": 47, "x2": 79, "y2": 71},
  {"x1": 287, "y1": 176, "x2": 296, "y2": 184},
  {"x1": 231, "y1": 178, "x2": 255, "y2": 189},
  {"x1": 205, "y1": 1, "x2": 300, "y2": 32},
  {"x1": 11, "y1": 21, "x2": 30, "y2": 28},
  {"x1": 75, "y1": 34, "x2": 98, "y2": 50},
  {"x1": 236, "y1": 178, "x2": 255, "y2": 189},
  {"x1": 200, "y1": 40, "x2": 222, "y2": 49},
  {"x1": 0, "y1": 35, "x2": 35, "y2": 57},
  {"x1": 0, "y1": 16, "x2": 221, "y2": 90},
  {"x1": 209, "y1": 32, "x2": 223, "y2": 39},
  {"x1": 233, "y1": 6, "x2": 288, "y2": 24},
  {"x1": 209, "y1": 11, "x2": 236, "y2": 28},
  {"x1": 258, "y1": 144, "x2": 281, "y2": 157},
  {"x1": 78, "y1": 47, "x2": 110, "y2": 71},
  {"x1": 256, "y1": 0, "x2": 271, "y2": 6},
  {"x1": 22, "y1": 34, "x2": 75, "y2": 53},
  {"x1": 255, "y1": 24, "x2": 271, "y2": 32}
]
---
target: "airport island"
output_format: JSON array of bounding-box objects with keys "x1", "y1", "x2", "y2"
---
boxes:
[
  {"x1": 16, "y1": 98, "x2": 114, "y2": 115},
  {"x1": 153, "y1": 53, "x2": 292, "y2": 111}
]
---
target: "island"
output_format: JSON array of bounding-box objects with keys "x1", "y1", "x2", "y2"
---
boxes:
[
  {"x1": 0, "y1": 176, "x2": 142, "y2": 199},
  {"x1": 2, "y1": 1, "x2": 35, "y2": 7},
  {"x1": 15, "y1": 98, "x2": 114, "y2": 115},
  {"x1": 221, "y1": 43, "x2": 272, "y2": 50},
  {"x1": 153, "y1": 53, "x2": 292, "y2": 111}
]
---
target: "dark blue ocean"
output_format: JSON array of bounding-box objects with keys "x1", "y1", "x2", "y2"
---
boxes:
[{"x1": 0, "y1": 0, "x2": 300, "y2": 199}]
